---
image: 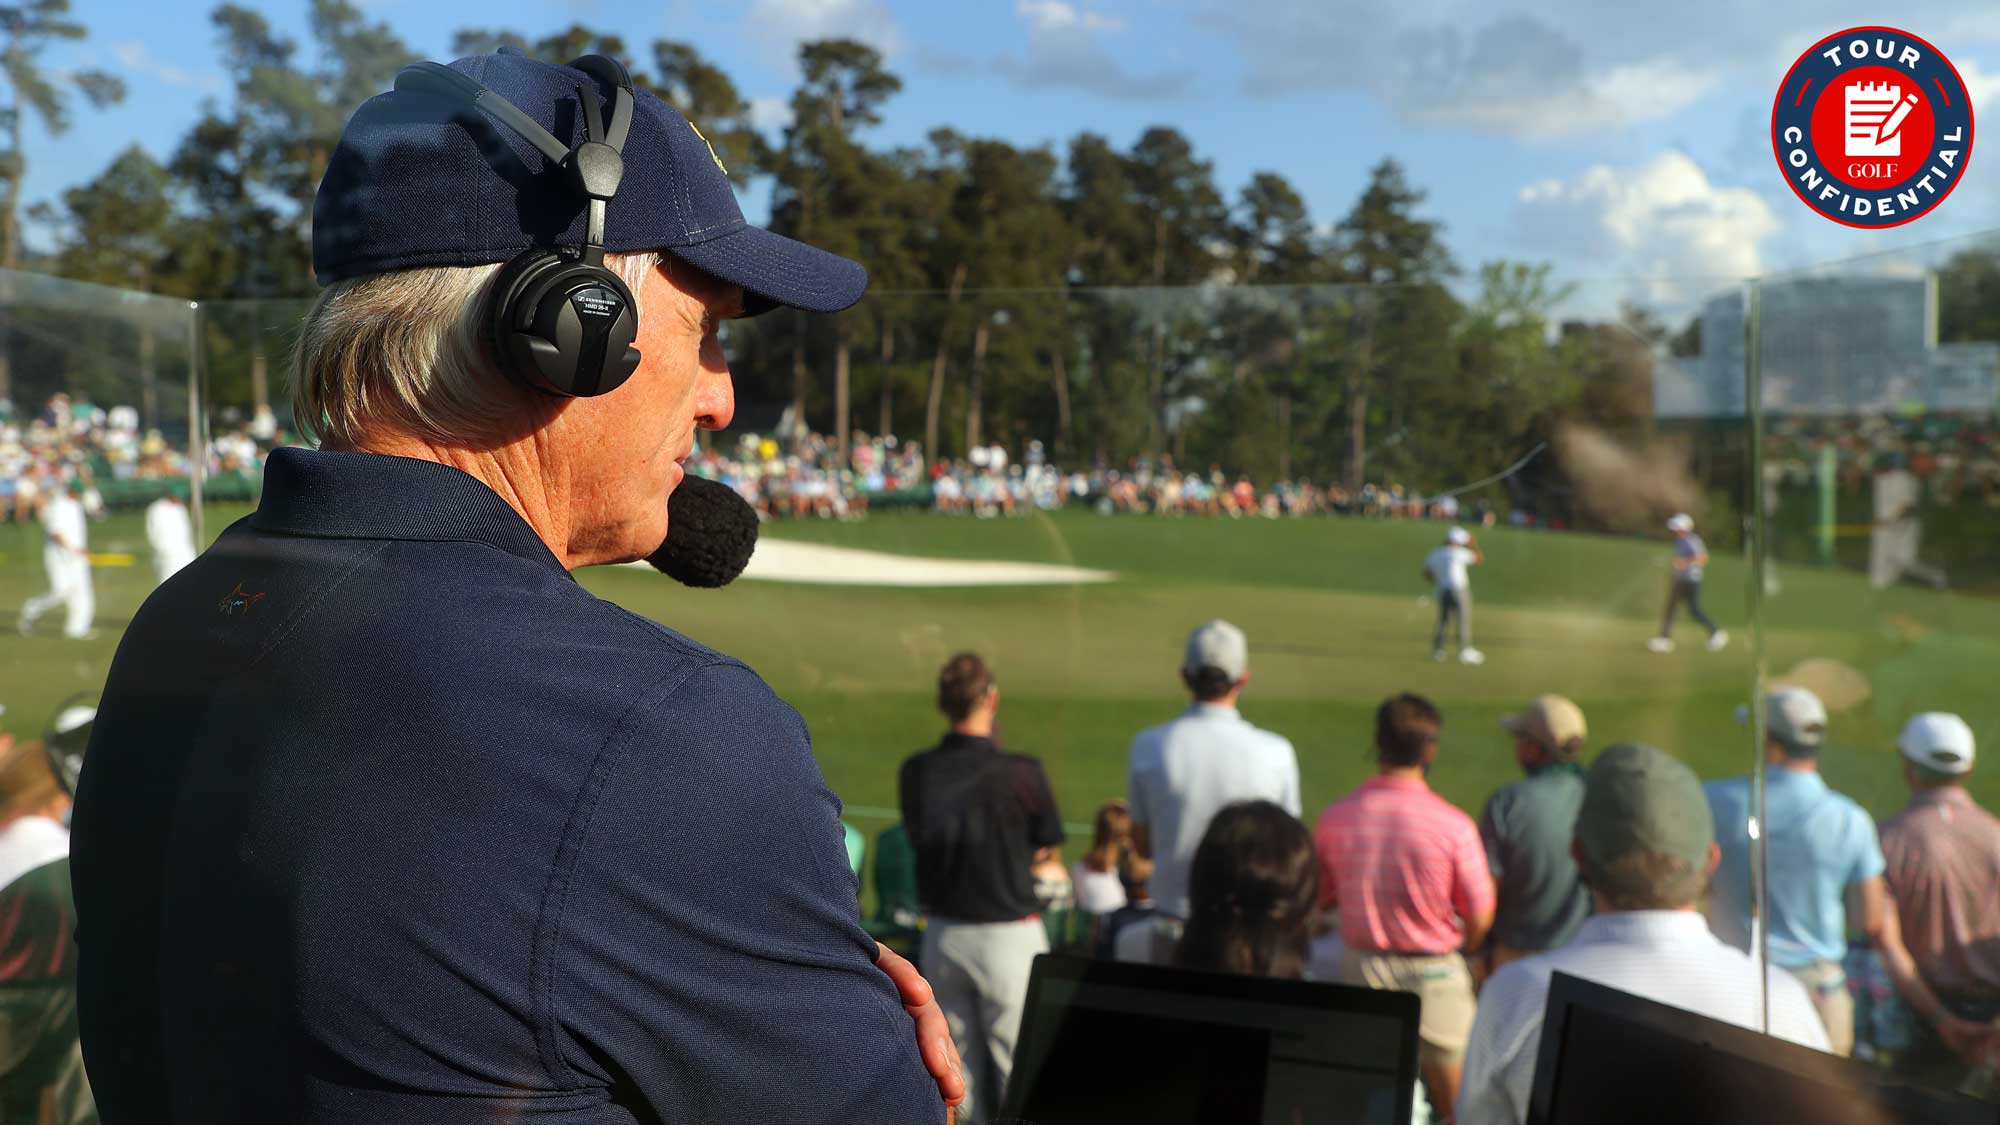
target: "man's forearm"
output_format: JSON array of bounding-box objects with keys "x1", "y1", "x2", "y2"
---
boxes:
[
  {"x1": 1461, "y1": 913, "x2": 1494, "y2": 954},
  {"x1": 1876, "y1": 931, "x2": 1950, "y2": 1024},
  {"x1": 1857, "y1": 881, "x2": 1951, "y2": 1025}
]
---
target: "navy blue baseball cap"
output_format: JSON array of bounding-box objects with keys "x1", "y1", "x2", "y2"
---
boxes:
[{"x1": 312, "y1": 49, "x2": 865, "y2": 315}]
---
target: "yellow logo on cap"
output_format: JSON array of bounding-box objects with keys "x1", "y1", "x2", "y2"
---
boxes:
[{"x1": 688, "y1": 121, "x2": 727, "y2": 175}]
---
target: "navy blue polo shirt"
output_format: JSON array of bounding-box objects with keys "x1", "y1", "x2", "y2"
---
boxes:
[{"x1": 71, "y1": 448, "x2": 941, "y2": 1124}]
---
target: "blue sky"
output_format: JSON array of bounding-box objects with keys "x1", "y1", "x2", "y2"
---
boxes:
[{"x1": 33, "y1": 0, "x2": 2000, "y2": 317}]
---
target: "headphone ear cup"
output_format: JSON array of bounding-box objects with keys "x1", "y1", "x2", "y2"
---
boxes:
[{"x1": 488, "y1": 253, "x2": 642, "y2": 398}]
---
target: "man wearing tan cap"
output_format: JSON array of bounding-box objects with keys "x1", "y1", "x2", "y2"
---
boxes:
[{"x1": 1476, "y1": 695, "x2": 1592, "y2": 977}]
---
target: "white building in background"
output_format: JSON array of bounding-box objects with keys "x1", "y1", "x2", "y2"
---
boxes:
[{"x1": 1656, "y1": 275, "x2": 2000, "y2": 417}]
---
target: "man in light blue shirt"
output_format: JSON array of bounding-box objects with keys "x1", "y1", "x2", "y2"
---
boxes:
[
  {"x1": 1127, "y1": 620, "x2": 1301, "y2": 924},
  {"x1": 1706, "y1": 687, "x2": 1971, "y2": 1057}
]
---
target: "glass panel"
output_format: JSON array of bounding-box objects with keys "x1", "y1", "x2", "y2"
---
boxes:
[
  {"x1": 0, "y1": 266, "x2": 196, "y2": 758},
  {"x1": 129, "y1": 260, "x2": 1991, "y2": 1113},
  {"x1": 1749, "y1": 232, "x2": 2000, "y2": 1099}
]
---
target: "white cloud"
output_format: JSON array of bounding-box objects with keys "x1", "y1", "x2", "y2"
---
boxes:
[
  {"x1": 108, "y1": 41, "x2": 223, "y2": 93},
  {"x1": 1592, "y1": 59, "x2": 1724, "y2": 127},
  {"x1": 747, "y1": 94, "x2": 793, "y2": 132},
  {"x1": 1513, "y1": 151, "x2": 1780, "y2": 308},
  {"x1": 994, "y1": 0, "x2": 1193, "y2": 100},
  {"x1": 1017, "y1": 0, "x2": 1124, "y2": 34},
  {"x1": 744, "y1": 0, "x2": 901, "y2": 63},
  {"x1": 1951, "y1": 58, "x2": 2000, "y2": 113},
  {"x1": 1203, "y1": 0, "x2": 1994, "y2": 139}
]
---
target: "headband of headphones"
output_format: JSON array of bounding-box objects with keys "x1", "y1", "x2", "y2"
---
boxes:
[{"x1": 392, "y1": 55, "x2": 634, "y2": 266}]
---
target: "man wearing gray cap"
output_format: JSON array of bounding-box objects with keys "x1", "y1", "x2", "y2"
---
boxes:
[
  {"x1": 72, "y1": 50, "x2": 957, "y2": 1125},
  {"x1": 1456, "y1": 743, "x2": 1829, "y2": 1125},
  {"x1": 1706, "y1": 688, "x2": 1974, "y2": 1058},
  {"x1": 1881, "y1": 713, "x2": 2000, "y2": 1078},
  {"x1": 1126, "y1": 620, "x2": 1300, "y2": 932}
]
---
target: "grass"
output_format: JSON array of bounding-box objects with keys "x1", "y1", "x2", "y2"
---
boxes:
[{"x1": 6, "y1": 502, "x2": 1998, "y2": 845}]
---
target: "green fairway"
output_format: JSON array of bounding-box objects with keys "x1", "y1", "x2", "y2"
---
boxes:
[{"x1": 5, "y1": 502, "x2": 1998, "y2": 847}]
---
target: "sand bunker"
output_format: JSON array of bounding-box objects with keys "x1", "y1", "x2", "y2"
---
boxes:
[{"x1": 741, "y1": 538, "x2": 1113, "y2": 587}]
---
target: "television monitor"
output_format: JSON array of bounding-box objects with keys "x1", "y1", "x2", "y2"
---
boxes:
[
  {"x1": 999, "y1": 952, "x2": 1420, "y2": 1125},
  {"x1": 1528, "y1": 971, "x2": 1999, "y2": 1125}
]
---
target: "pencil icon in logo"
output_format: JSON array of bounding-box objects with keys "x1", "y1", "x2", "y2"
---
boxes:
[{"x1": 1878, "y1": 93, "x2": 1918, "y2": 145}]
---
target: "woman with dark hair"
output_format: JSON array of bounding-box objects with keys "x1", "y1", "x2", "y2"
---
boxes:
[{"x1": 1177, "y1": 800, "x2": 1319, "y2": 979}]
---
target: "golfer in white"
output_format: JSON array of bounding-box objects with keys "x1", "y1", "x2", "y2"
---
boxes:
[
  {"x1": 19, "y1": 478, "x2": 94, "y2": 640},
  {"x1": 144, "y1": 493, "x2": 198, "y2": 584},
  {"x1": 1424, "y1": 527, "x2": 1484, "y2": 665},
  {"x1": 1869, "y1": 454, "x2": 1946, "y2": 591}
]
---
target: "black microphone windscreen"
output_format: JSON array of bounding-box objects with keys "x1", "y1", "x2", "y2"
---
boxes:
[{"x1": 646, "y1": 474, "x2": 759, "y2": 588}]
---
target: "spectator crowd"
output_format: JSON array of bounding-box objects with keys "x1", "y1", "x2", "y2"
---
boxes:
[
  {"x1": 1765, "y1": 412, "x2": 2000, "y2": 509},
  {"x1": 0, "y1": 392, "x2": 293, "y2": 526},
  {"x1": 688, "y1": 426, "x2": 1500, "y2": 526},
  {"x1": 887, "y1": 622, "x2": 2000, "y2": 1123}
]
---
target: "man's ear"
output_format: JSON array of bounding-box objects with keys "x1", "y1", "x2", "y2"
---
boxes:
[{"x1": 1705, "y1": 841, "x2": 1721, "y2": 877}]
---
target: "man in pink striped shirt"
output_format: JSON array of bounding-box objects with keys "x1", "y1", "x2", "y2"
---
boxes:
[{"x1": 1316, "y1": 693, "x2": 1496, "y2": 1118}]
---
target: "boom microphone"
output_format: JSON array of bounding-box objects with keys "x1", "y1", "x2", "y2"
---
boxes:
[{"x1": 646, "y1": 474, "x2": 759, "y2": 587}]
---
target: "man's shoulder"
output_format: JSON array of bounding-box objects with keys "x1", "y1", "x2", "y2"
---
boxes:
[
  {"x1": 999, "y1": 748, "x2": 1051, "y2": 774},
  {"x1": 1421, "y1": 788, "x2": 1482, "y2": 835},
  {"x1": 1474, "y1": 954, "x2": 1559, "y2": 1050},
  {"x1": 400, "y1": 542, "x2": 758, "y2": 711},
  {"x1": 1236, "y1": 719, "x2": 1296, "y2": 758},
  {"x1": 1482, "y1": 777, "x2": 1533, "y2": 822},
  {"x1": 1128, "y1": 717, "x2": 1179, "y2": 762},
  {"x1": 151, "y1": 531, "x2": 776, "y2": 736},
  {"x1": 1485, "y1": 952, "x2": 1560, "y2": 1005},
  {"x1": 1814, "y1": 786, "x2": 1883, "y2": 843}
]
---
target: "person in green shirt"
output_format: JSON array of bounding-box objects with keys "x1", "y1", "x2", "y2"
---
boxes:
[{"x1": 1476, "y1": 695, "x2": 1592, "y2": 979}]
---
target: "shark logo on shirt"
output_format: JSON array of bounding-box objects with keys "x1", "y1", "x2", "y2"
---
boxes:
[{"x1": 218, "y1": 582, "x2": 267, "y2": 618}]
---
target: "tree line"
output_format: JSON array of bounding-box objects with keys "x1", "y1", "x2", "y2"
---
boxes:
[{"x1": 13, "y1": 0, "x2": 2000, "y2": 508}]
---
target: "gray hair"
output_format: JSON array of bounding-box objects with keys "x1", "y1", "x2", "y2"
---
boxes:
[{"x1": 290, "y1": 251, "x2": 663, "y2": 448}]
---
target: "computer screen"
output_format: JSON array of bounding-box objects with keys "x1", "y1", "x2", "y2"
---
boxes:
[
  {"x1": 1528, "y1": 972, "x2": 1999, "y2": 1125},
  {"x1": 999, "y1": 953, "x2": 1420, "y2": 1125}
]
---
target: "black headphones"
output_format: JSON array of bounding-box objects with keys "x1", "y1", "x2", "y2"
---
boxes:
[{"x1": 393, "y1": 55, "x2": 643, "y2": 398}]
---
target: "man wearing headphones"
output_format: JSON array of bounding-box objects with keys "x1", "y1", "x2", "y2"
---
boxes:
[{"x1": 72, "y1": 51, "x2": 960, "y2": 1124}]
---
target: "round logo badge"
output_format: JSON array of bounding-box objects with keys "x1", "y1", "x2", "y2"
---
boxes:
[{"x1": 1772, "y1": 27, "x2": 1974, "y2": 228}]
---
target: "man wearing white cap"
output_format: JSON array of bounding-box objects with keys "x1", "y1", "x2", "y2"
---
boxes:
[
  {"x1": 1649, "y1": 514, "x2": 1725, "y2": 654},
  {"x1": 1125, "y1": 620, "x2": 1301, "y2": 932},
  {"x1": 1706, "y1": 688, "x2": 1978, "y2": 1056},
  {"x1": 1422, "y1": 527, "x2": 1484, "y2": 665},
  {"x1": 1881, "y1": 713, "x2": 2000, "y2": 1076}
]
